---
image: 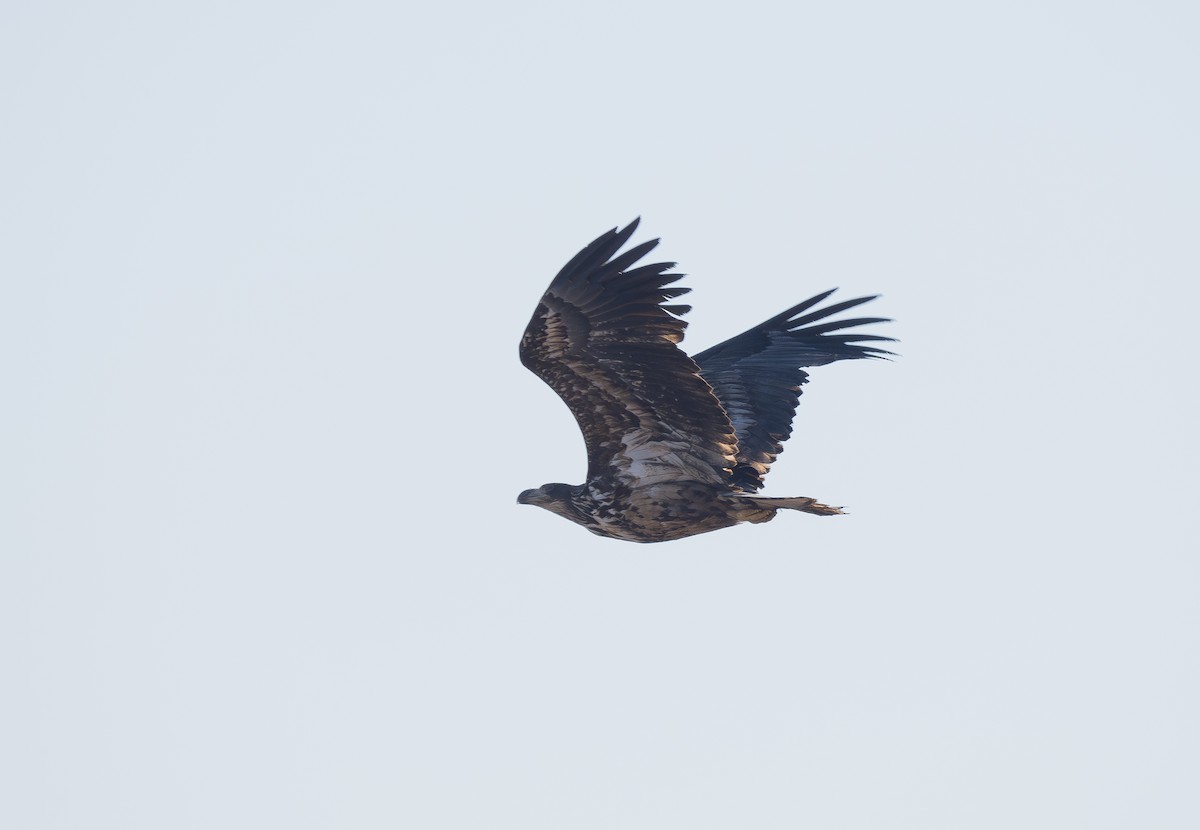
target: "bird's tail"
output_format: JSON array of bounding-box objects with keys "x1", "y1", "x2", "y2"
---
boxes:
[
  {"x1": 738, "y1": 495, "x2": 845, "y2": 520},
  {"x1": 748, "y1": 496, "x2": 844, "y2": 515}
]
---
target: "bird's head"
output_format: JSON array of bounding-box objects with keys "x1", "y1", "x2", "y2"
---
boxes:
[{"x1": 517, "y1": 483, "x2": 585, "y2": 523}]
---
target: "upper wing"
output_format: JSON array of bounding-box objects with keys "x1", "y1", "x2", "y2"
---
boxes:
[
  {"x1": 693, "y1": 289, "x2": 895, "y2": 491},
  {"x1": 520, "y1": 219, "x2": 738, "y2": 488}
]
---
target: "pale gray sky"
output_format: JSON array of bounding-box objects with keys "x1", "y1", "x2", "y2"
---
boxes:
[{"x1": 2, "y1": 1, "x2": 1198, "y2": 828}]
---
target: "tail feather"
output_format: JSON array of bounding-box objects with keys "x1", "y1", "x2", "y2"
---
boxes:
[{"x1": 743, "y1": 495, "x2": 845, "y2": 517}]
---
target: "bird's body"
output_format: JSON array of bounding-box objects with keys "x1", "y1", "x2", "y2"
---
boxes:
[
  {"x1": 520, "y1": 481, "x2": 764, "y2": 543},
  {"x1": 518, "y1": 219, "x2": 893, "y2": 543}
]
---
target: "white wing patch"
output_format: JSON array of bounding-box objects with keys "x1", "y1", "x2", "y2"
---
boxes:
[{"x1": 619, "y1": 431, "x2": 729, "y2": 485}]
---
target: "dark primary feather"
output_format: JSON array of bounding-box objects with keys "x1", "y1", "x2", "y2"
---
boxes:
[
  {"x1": 693, "y1": 291, "x2": 895, "y2": 491},
  {"x1": 519, "y1": 218, "x2": 738, "y2": 487}
]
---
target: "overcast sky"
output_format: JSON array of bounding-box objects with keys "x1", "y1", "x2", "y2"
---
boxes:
[{"x1": 2, "y1": 1, "x2": 1198, "y2": 828}]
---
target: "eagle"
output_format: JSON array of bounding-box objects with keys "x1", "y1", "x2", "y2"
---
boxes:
[{"x1": 518, "y1": 219, "x2": 894, "y2": 543}]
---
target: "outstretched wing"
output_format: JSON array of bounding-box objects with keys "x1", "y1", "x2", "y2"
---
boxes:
[
  {"x1": 693, "y1": 289, "x2": 894, "y2": 491},
  {"x1": 520, "y1": 219, "x2": 738, "y2": 488}
]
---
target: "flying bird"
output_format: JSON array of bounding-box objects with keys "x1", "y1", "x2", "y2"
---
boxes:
[{"x1": 518, "y1": 219, "x2": 894, "y2": 543}]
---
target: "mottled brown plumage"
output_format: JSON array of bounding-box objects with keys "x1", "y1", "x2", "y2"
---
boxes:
[{"x1": 518, "y1": 219, "x2": 893, "y2": 543}]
